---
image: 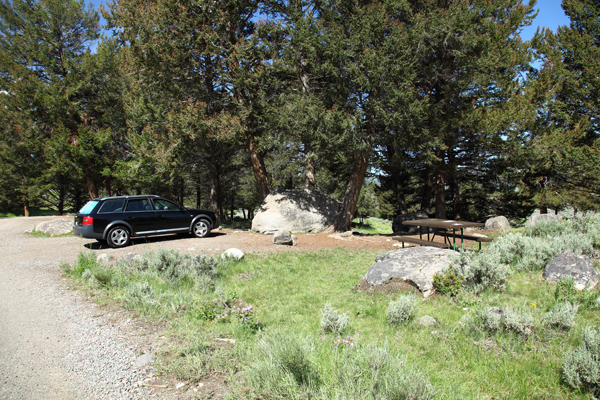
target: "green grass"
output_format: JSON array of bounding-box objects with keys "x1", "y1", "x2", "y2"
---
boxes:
[
  {"x1": 62, "y1": 242, "x2": 600, "y2": 399},
  {"x1": 0, "y1": 208, "x2": 61, "y2": 217},
  {"x1": 29, "y1": 229, "x2": 73, "y2": 238},
  {"x1": 352, "y1": 217, "x2": 393, "y2": 234}
]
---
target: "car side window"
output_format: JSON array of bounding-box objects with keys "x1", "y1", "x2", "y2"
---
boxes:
[
  {"x1": 125, "y1": 199, "x2": 152, "y2": 212},
  {"x1": 98, "y1": 199, "x2": 126, "y2": 214},
  {"x1": 153, "y1": 199, "x2": 181, "y2": 211}
]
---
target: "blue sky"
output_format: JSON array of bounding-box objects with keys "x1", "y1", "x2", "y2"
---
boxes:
[
  {"x1": 521, "y1": 0, "x2": 571, "y2": 40},
  {"x1": 90, "y1": 0, "x2": 571, "y2": 40}
]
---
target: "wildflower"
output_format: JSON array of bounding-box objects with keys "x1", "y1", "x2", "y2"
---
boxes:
[{"x1": 530, "y1": 302, "x2": 536, "y2": 308}]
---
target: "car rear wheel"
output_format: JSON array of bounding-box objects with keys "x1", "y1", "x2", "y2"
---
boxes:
[
  {"x1": 192, "y1": 219, "x2": 211, "y2": 238},
  {"x1": 107, "y1": 226, "x2": 130, "y2": 248}
]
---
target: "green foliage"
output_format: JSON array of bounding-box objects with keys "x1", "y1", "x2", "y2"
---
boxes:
[
  {"x1": 562, "y1": 326, "x2": 600, "y2": 395},
  {"x1": 141, "y1": 248, "x2": 221, "y2": 284},
  {"x1": 543, "y1": 301, "x2": 579, "y2": 330},
  {"x1": 475, "y1": 306, "x2": 536, "y2": 337},
  {"x1": 242, "y1": 331, "x2": 435, "y2": 400},
  {"x1": 386, "y1": 294, "x2": 416, "y2": 325},
  {"x1": 327, "y1": 343, "x2": 436, "y2": 400},
  {"x1": 123, "y1": 281, "x2": 162, "y2": 311},
  {"x1": 244, "y1": 331, "x2": 321, "y2": 397},
  {"x1": 321, "y1": 303, "x2": 350, "y2": 333},
  {"x1": 554, "y1": 278, "x2": 600, "y2": 311},
  {"x1": 461, "y1": 251, "x2": 510, "y2": 294},
  {"x1": 433, "y1": 266, "x2": 465, "y2": 297}
]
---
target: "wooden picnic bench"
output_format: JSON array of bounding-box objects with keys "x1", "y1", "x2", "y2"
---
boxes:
[
  {"x1": 392, "y1": 235, "x2": 450, "y2": 249},
  {"x1": 396, "y1": 218, "x2": 492, "y2": 251}
]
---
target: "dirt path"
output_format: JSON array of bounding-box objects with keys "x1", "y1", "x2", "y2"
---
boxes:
[{"x1": 0, "y1": 216, "x2": 396, "y2": 399}]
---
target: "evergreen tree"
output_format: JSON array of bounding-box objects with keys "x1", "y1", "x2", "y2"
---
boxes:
[
  {"x1": 526, "y1": 0, "x2": 600, "y2": 213},
  {"x1": 0, "y1": 0, "x2": 100, "y2": 214}
]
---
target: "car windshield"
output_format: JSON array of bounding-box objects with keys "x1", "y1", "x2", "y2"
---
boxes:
[{"x1": 79, "y1": 201, "x2": 99, "y2": 214}]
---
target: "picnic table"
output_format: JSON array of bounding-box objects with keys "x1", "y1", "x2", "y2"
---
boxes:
[{"x1": 393, "y1": 218, "x2": 491, "y2": 251}]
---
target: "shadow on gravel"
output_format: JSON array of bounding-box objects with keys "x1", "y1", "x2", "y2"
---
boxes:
[{"x1": 83, "y1": 232, "x2": 227, "y2": 250}]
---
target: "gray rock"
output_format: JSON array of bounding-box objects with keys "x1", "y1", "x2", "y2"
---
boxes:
[
  {"x1": 527, "y1": 213, "x2": 563, "y2": 226},
  {"x1": 252, "y1": 188, "x2": 339, "y2": 234},
  {"x1": 119, "y1": 253, "x2": 143, "y2": 264},
  {"x1": 135, "y1": 353, "x2": 155, "y2": 368},
  {"x1": 96, "y1": 253, "x2": 114, "y2": 264},
  {"x1": 392, "y1": 211, "x2": 431, "y2": 235},
  {"x1": 543, "y1": 253, "x2": 599, "y2": 290},
  {"x1": 36, "y1": 218, "x2": 73, "y2": 235},
  {"x1": 364, "y1": 247, "x2": 460, "y2": 297},
  {"x1": 221, "y1": 248, "x2": 245, "y2": 260},
  {"x1": 485, "y1": 216, "x2": 510, "y2": 230},
  {"x1": 419, "y1": 315, "x2": 437, "y2": 327},
  {"x1": 273, "y1": 230, "x2": 295, "y2": 246}
]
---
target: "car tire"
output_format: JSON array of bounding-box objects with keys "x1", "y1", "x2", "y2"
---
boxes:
[
  {"x1": 106, "y1": 226, "x2": 130, "y2": 248},
  {"x1": 192, "y1": 219, "x2": 211, "y2": 238}
]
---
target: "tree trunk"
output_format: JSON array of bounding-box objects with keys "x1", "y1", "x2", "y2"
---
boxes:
[
  {"x1": 333, "y1": 149, "x2": 370, "y2": 232},
  {"x1": 86, "y1": 173, "x2": 98, "y2": 199},
  {"x1": 23, "y1": 198, "x2": 30, "y2": 217},
  {"x1": 448, "y1": 149, "x2": 460, "y2": 219},
  {"x1": 208, "y1": 163, "x2": 220, "y2": 213},
  {"x1": 304, "y1": 150, "x2": 316, "y2": 189},
  {"x1": 435, "y1": 150, "x2": 447, "y2": 219},
  {"x1": 420, "y1": 170, "x2": 434, "y2": 214},
  {"x1": 57, "y1": 174, "x2": 66, "y2": 215},
  {"x1": 246, "y1": 135, "x2": 271, "y2": 200}
]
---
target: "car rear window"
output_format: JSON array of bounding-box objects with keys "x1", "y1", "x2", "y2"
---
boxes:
[
  {"x1": 98, "y1": 199, "x2": 126, "y2": 214},
  {"x1": 79, "y1": 201, "x2": 99, "y2": 215}
]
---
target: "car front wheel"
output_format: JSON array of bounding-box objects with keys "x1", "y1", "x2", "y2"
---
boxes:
[
  {"x1": 192, "y1": 219, "x2": 211, "y2": 238},
  {"x1": 107, "y1": 226, "x2": 130, "y2": 248}
]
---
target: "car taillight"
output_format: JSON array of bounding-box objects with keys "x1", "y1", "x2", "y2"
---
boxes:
[{"x1": 82, "y1": 216, "x2": 93, "y2": 225}]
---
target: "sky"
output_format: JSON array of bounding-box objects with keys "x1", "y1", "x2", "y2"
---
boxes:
[
  {"x1": 90, "y1": 0, "x2": 572, "y2": 40},
  {"x1": 520, "y1": 0, "x2": 571, "y2": 40}
]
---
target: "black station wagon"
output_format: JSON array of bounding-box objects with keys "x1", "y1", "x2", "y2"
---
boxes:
[{"x1": 73, "y1": 195, "x2": 220, "y2": 248}]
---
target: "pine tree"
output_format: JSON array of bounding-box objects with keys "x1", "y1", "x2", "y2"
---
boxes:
[{"x1": 0, "y1": 0, "x2": 100, "y2": 214}]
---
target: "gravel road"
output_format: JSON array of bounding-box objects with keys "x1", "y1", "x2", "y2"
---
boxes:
[
  {"x1": 0, "y1": 216, "x2": 192, "y2": 400},
  {"x1": 0, "y1": 215, "x2": 394, "y2": 399}
]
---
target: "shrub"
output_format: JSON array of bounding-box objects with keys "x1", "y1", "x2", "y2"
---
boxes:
[
  {"x1": 386, "y1": 294, "x2": 416, "y2": 325},
  {"x1": 502, "y1": 307, "x2": 536, "y2": 336},
  {"x1": 123, "y1": 281, "x2": 162, "y2": 311},
  {"x1": 562, "y1": 326, "x2": 600, "y2": 395},
  {"x1": 140, "y1": 248, "x2": 222, "y2": 287},
  {"x1": 433, "y1": 266, "x2": 464, "y2": 296},
  {"x1": 244, "y1": 331, "x2": 320, "y2": 397},
  {"x1": 555, "y1": 278, "x2": 600, "y2": 310},
  {"x1": 462, "y1": 251, "x2": 510, "y2": 294},
  {"x1": 241, "y1": 332, "x2": 435, "y2": 400},
  {"x1": 476, "y1": 308, "x2": 502, "y2": 332},
  {"x1": 328, "y1": 343, "x2": 436, "y2": 400},
  {"x1": 475, "y1": 306, "x2": 536, "y2": 336},
  {"x1": 321, "y1": 303, "x2": 350, "y2": 333},
  {"x1": 543, "y1": 301, "x2": 579, "y2": 330}
]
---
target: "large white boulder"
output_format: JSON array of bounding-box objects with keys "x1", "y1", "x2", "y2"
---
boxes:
[{"x1": 252, "y1": 188, "x2": 339, "y2": 234}]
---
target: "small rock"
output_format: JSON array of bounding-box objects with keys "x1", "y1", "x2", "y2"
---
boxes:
[
  {"x1": 135, "y1": 353, "x2": 155, "y2": 368},
  {"x1": 419, "y1": 315, "x2": 437, "y2": 327},
  {"x1": 221, "y1": 248, "x2": 245, "y2": 260},
  {"x1": 273, "y1": 230, "x2": 294, "y2": 246},
  {"x1": 96, "y1": 253, "x2": 114, "y2": 264},
  {"x1": 176, "y1": 382, "x2": 187, "y2": 390}
]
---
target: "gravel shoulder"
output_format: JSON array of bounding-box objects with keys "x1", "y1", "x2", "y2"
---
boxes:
[{"x1": 0, "y1": 216, "x2": 396, "y2": 399}]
